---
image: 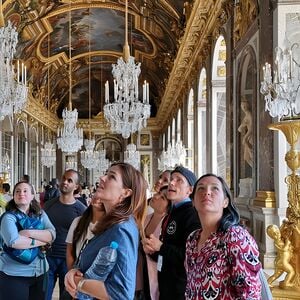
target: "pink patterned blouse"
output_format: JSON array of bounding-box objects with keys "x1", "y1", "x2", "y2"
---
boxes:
[{"x1": 185, "y1": 226, "x2": 261, "y2": 300}]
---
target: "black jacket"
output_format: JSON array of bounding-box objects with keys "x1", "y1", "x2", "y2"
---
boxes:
[{"x1": 157, "y1": 201, "x2": 200, "y2": 300}]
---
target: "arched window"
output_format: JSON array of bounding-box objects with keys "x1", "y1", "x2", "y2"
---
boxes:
[
  {"x1": 16, "y1": 121, "x2": 26, "y2": 183},
  {"x1": 1, "y1": 116, "x2": 13, "y2": 183},
  {"x1": 172, "y1": 118, "x2": 176, "y2": 146},
  {"x1": 167, "y1": 125, "x2": 171, "y2": 146},
  {"x1": 198, "y1": 68, "x2": 207, "y2": 176},
  {"x1": 29, "y1": 127, "x2": 38, "y2": 189},
  {"x1": 93, "y1": 137, "x2": 122, "y2": 184},
  {"x1": 177, "y1": 109, "x2": 181, "y2": 141},
  {"x1": 211, "y1": 35, "x2": 226, "y2": 177},
  {"x1": 187, "y1": 89, "x2": 194, "y2": 171}
]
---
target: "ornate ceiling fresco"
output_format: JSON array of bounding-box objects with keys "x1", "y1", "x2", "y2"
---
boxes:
[{"x1": 1, "y1": 0, "x2": 235, "y2": 134}]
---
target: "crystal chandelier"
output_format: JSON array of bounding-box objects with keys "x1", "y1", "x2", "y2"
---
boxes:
[
  {"x1": 124, "y1": 143, "x2": 140, "y2": 169},
  {"x1": 260, "y1": 38, "x2": 300, "y2": 119},
  {"x1": 96, "y1": 149, "x2": 110, "y2": 175},
  {"x1": 65, "y1": 155, "x2": 77, "y2": 170},
  {"x1": 103, "y1": 0, "x2": 151, "y2": 139},
  {"x1": 41, "y1": 39, "x2": 56, "y2": 168},
  {"x1": 158, "y1": 140, "x2": 186, "y2": 171},
  {"x1": 0, "y1": 3, "x2": 28, "y2": 120},
  {"x1": 81, "y1": 139, "x2": 100, "y2": 170},
  {"x1": 57, "y1": 6, "x2": 83, "y2": 154},
  {"x1": 41, "y1": 141, "x2": 56, "y2": 168},
  {"x1": 80, "y1": 16, "x2": 99, "y2": 170}
]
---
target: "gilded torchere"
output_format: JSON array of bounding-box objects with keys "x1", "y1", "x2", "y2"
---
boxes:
[{"x1": 268, "y1": 120, "x2": 300, "y2": 294}]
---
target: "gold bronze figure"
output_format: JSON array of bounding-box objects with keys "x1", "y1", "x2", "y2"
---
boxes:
[{"x1": 268, "y1": 120, "x2": 300, "y2": 291}]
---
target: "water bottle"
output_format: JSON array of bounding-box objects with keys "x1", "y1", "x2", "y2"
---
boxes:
[{"x1": 76, "y1": 241, "x2": 119, "y2": 300}]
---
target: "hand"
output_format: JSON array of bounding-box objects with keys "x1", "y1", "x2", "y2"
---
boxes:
[
  {"x1": 64, "y1": 268, "x2": 83, "y2": 298},
  {"x1": 142, "y1": 234, "x2": 162, "y2": 254}
]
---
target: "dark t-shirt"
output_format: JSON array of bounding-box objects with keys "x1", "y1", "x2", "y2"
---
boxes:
[{"x1": 44, "y1": 197, "x2": 86, "y2": 258}]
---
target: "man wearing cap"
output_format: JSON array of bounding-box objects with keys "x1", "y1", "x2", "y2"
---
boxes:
[{"x1": 143, "y1": 166, "x2": 200, "y2": 299}]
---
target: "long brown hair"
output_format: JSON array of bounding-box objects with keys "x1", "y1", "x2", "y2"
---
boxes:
[
  {"x1": 6, "y1": 181, "x2": 42, "y2": 216},
  {"x1": 93, "y1": 162, "x2": 148, "y2": 239}
]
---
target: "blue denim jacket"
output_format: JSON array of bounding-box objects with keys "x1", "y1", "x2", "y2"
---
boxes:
[{"x1": 78, "y1": 216, "x2": 139, "y2": 300}]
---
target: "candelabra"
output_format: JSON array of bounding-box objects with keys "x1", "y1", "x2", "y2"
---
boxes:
[
  {"x1": 260, "y1": 40, "x2": 300, "y2": 119},
  {"x1": 261, "y1": 38, "x2": 300, "y2": 295}
]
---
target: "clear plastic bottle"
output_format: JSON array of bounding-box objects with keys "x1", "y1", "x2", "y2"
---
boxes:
[{"x1": 76, "y1": 241, "x2": 119, "y2": 300}]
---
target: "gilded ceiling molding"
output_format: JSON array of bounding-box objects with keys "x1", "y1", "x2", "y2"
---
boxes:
[
  {"x1": 233, "y1": 0, "x2": 258, "y2": 44},
  {"x1": 157, "y1": 0, "x2": 230, "y2": 131},
  {"x1": 24, "y1": 92, "x2": 59, "y2": 132}
]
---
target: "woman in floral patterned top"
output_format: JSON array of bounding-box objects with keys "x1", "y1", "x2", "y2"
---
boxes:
[{"x1": 185, "y1": 173, "x2": 261, "y2": 300}]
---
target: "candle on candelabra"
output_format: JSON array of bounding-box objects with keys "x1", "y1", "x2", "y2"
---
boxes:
[
  {"x1": 105, "y1": 81, "x2": 109, "y2": 103},
  {"x1": 143, "y1": 80, "x2": 146, "y2": 103},
  {"x1": 289, "y1": 49, "x2": 292, "y2": 79},
  {"x1": 114, "y1": 79, "x2": 117, "y2": 101},
  {"x1": 135, "y1": 78, "x2": 138, "y2": 100},
  {"x1": 24, "y1": 65, "x2": 27, "y2": 84},
  {"x1": 146, "y1": 82, "x2": 149, "y2": 103},
  {"x1": 17, "y1": 60, "x2": 19, "y2": 83},
  {"x1": 21, "y1": 62, "x2": 24, "y2": 84}
]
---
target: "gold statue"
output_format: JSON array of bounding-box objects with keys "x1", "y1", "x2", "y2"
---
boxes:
[
  {"x1": 267, "y1": 224, "x2": 295, "y2": 288},
  {"x1": 268, "y1": 120, "x2": 300, "y2": 293}
]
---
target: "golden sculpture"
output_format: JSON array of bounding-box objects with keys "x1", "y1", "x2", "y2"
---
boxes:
[
  {"x1": 267, "y1": 224, "x2": 295, "y2": 288},
  {"x1": 268, "y1": 120, "x2": 300, "y2": 292}
]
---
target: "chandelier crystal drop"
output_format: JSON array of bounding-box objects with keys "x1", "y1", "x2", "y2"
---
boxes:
[
  {"x1": 96, "y1": 150, "x2": 110, "y2": 175},
  {"x1": 0, "y1": 17, "x2": 28, "y2": 120},
  {"x1": 158, "y1": 140, "x2": 186, "y2": 171},
  {"x1": 260, "y1": 38, "x2": 300, "y2": 119},
  {"x1": 103, "y1": 0, "x2": 150, "y2": 139},
  {"x1": 41, "y1": 142, "x2": 56, "y2": 168},
  {"x1": 80, "y1": 139, "x2": 100, "y2": 170},
  {"x1": 124, "y1": 143, "x2": 140, "y2": 169}
]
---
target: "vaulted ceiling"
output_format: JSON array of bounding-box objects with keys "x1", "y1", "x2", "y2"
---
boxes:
[{"x1": 2, "y1": 0, "x2": 231, "y2": 134}]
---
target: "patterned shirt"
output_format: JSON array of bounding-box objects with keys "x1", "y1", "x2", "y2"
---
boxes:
[{"x1": 185, "y1": 226, "x2": 261, "y2": 300}]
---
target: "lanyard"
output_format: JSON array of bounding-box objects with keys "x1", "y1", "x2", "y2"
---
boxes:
[{"x1": 74, "y1": 238, "x2": 89, "y2": 268}]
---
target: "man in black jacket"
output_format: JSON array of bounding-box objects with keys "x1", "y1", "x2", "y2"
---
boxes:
[{"x1": 143, "y1": 166, "x2": 200, "y2": 299}]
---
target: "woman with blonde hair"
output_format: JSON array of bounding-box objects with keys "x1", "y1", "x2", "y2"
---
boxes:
[{"x1": 64, "y1": 162, "x2": 148, "y2": 299}]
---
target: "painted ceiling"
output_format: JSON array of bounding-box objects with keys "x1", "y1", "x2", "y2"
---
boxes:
[{"x1": 2, "y1": 0, "x2": 188, "y2": 120}]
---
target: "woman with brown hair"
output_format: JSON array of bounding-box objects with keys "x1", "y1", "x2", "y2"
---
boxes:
[
  {"x1": 0, "y1": 181, "x2": 56, "y2": 300},
  {"x1": 143, "y1": 185, "x2": 171, "y2": 300},
  {"x1": 64, "y1": 162, "x2": 148, "y2": 299},
  {"x1": 66, "y1": 189, "x2": 105, "y2": 270}
]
